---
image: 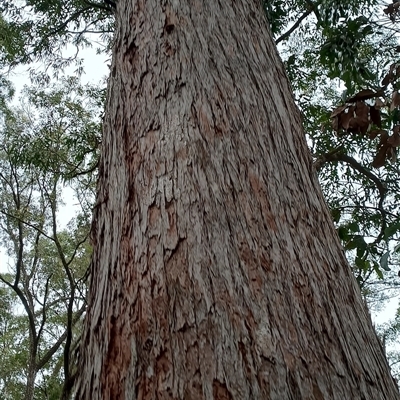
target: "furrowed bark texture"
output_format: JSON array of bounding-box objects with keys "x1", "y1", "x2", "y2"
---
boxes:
[{"x1": 76, "y1": 0, "x2": 400, "y2": 399}]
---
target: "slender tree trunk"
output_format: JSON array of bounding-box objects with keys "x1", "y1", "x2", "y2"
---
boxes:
[
  {"x1": 76, "y1": 0, "x2": 400, "y2": 399},
  {"x1": 25, "y1": 335, "x2": 36, "y2": 400},
  {"x1": 25, "y1": 367, "x2": 35, "y2": 400}
]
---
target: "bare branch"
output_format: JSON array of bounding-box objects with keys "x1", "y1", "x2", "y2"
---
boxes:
[
  {"x1": 275, "y1": 9, "x2": 313, "y2": 45},
  {"x1": 37, "y1": 274, "x2": 53, "y2": 343},
  {"x1": 314, "y1": 150, "x2": 388, "y2": 243},
  {"x1": 36, "y1": 303, "x2": 86, "y2": 371}
]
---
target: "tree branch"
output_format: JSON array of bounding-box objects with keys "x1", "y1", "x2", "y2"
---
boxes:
[
  {"x1": 0, "y1": 209, "x2": 54, "y2": 241},
  {"x1": 0, "y1": 274, "x2": 38, "y2": 345},
  {"x1": 275, "y1": 9, "x2": 313, "y2": 45},
  {"x1": 275, "y1": 0, "x2": 323, "y2": 45},
  {"x1": 314, "y1": 150, "x2": 388, "y2": 242},
  {"x1": 35, "y1": 303, "x2": 86, "y2": 371},
  {"x1": 36, "y1": 274, "x2": 53, "y2": 344}
]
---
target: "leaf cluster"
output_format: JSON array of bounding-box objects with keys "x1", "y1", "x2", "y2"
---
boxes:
[{"x1": 0, "y1": 0, "x2": 114, "y2": 70}]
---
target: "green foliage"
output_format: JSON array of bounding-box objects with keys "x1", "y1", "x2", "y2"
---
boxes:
[
  {"x1": 12, "y1": 76, "x2": 102, "y2": 180},
  {"x1": 264, "y1": 0, "x2": 294, "y2": 35},
  {"x1": 319, "y1": 16, "x2": 376, "y2": 89},
  {"x1": 0, "y1": 0, "x2": 114, "y2": 70}
]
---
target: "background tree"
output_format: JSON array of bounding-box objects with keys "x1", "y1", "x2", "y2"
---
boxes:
[
  {"x1": 0, "y1": 0, "x2": 114, "y2": 74},
  {"x1": 0, "y1": 77, "x2": 102, "y2": 399}
]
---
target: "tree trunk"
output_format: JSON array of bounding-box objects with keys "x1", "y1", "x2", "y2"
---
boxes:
[
  {"x1": 75, "y1": 0, "x2": 400, "y2": 399},
  {"x1": 25, "y1": 333, "x2": 36, "y2": 400}
]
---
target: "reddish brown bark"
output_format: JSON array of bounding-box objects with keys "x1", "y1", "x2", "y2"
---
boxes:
[{"x1": 75, "y1": 0, "x2": 400, "y2": 399}]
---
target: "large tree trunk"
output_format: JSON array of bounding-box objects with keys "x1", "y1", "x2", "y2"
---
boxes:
[{"x1": 75, "y1": 0, "x2": 400, "y2": 399}]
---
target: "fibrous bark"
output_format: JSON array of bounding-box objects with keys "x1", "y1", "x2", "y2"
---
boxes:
[{"x1": 76, "y1": 0, "x2": 400, "y2": 399}]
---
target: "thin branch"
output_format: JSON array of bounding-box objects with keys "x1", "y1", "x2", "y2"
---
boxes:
[
  {"x1": 45, "y1": 177, "x2": 77, "y2": 393},
  {"x1": 36, "y1": 274, "x2": 53, "y2": 343},
  {"x1": 276, "y1": 9, "x2": 313, "y2": 44},
  {"x1": 83, "y1": 0, "x2": 115, "y2": 13},
  {"x1": 0, "y1": 209, "x2": 54, "y2": 241},
  {"x1": 314, "y1": 149, "x2": 388, "y2": 242},
  {"x1": 314, "y1": 150, "x2": 386, "y2": 200},
  {"x1": 334, "y1": 204, "x2": 398, "y2": 219},
  {"x1": 338, "y1": 154, "x2": 387, "y2": 200},
  {"x1": 29, "y1": 228, "x2": 43, "y2": 281},
  {"x1": 66, "y1": 233, "x2": 90, "y2": 267},
  {"x1": 68, "y1": 160, "x2": 99, "y2": 179},
  {"x1": 35, "y1": 303, "x2": 86, "y2": 371},
  {"x1": 34, "y1": 296, "x2": 71, "y2": 315},
  {"x1": 46, "y1": 7, "x2": 94, "y2": 38}
]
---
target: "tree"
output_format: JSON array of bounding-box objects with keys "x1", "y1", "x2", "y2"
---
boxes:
[
  {"x1": 2, "y1": 0, "x2": 400, "y2": 395},
  {"x1": 0, "y1": 77, "x2": 101, "y2": 399},
  {"x1": 74, "y1": 0, "x2": 400, "y2": 398},
  {"x1": 1, "y1": 0, "x2": 399, "y2": 293}
]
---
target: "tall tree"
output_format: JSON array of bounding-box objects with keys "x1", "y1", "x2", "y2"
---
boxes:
[
  {"x1": 75, "y1": 0, "x2": 400, "y2": 399},
  {"x1": 0, "y1": 77, "x2": 101, "y2": 400}
]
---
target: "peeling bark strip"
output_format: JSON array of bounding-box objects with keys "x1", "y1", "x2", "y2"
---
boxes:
[{"x1": 76, "y1": 1, "x2": 400, "y2": 399}]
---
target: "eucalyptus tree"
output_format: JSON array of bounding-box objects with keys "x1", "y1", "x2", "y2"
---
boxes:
[
  {"x1": 0, "y1": 76, "x2": 102, "y2": 399},
  {"x1": 73, "y1": 0, "x2": 398, "y2": 398},
  {"x1": 1, "y1": 0, "x2": 400, "y2": 397}
]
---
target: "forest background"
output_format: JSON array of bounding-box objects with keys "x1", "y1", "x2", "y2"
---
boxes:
[{"x1": 1, "y1": 0, "x2": 400, "y2": 399}]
